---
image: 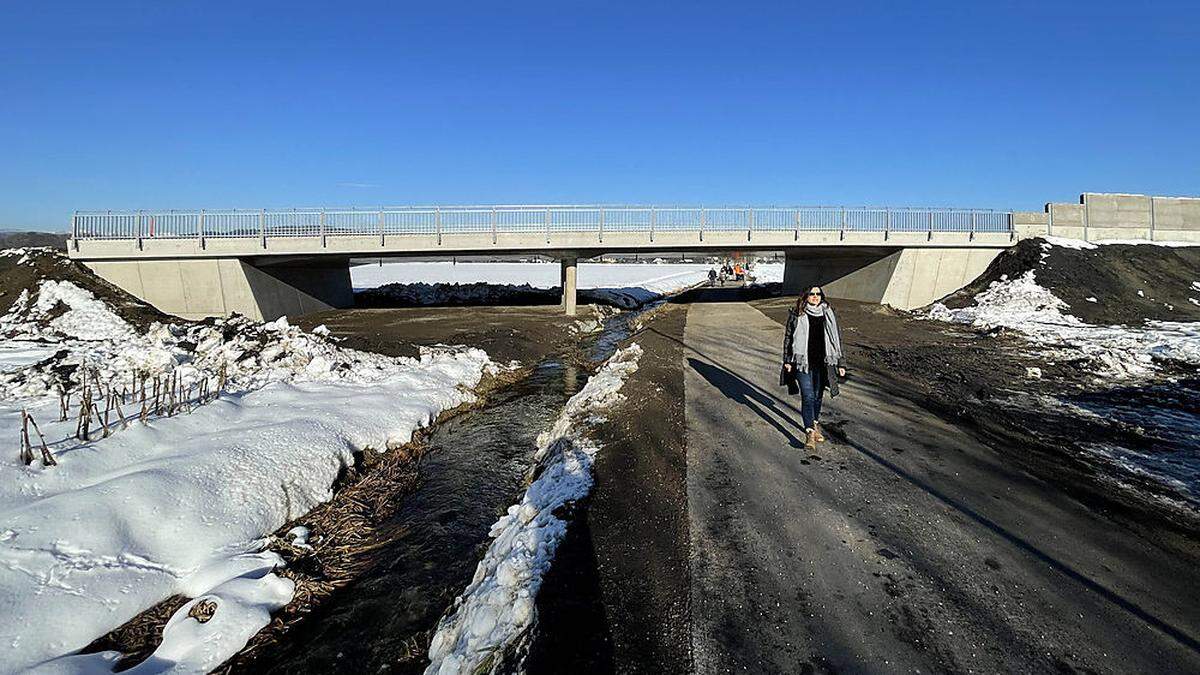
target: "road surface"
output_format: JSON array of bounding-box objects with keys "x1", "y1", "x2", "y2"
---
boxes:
[{"x1": 684, "y1": 299, "x2": 1200, "y2": 673}]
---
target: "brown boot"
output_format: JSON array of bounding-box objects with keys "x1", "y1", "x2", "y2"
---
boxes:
[
  {"x1": 804, "y1": 429, "x2": 817, "y2": 449},
  {"x1": 813, "y1": 422, "x2": 826, "y2": 443}
]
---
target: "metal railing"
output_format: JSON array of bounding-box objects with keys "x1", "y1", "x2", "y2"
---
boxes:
[{"x1": 70, "y1": 204, "x2": 1014, "y2": 246}]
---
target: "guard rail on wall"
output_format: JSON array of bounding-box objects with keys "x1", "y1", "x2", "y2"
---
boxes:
[{"x1": 70, "y1": 205, "x2": 1014, "y2": 246}]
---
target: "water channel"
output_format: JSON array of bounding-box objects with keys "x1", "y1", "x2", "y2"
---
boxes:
[{"x1": 251, "y1": 307, "x2": 646, "y2": 673}]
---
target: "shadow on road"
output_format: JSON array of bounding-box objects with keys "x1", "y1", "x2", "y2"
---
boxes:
[
  {"x1": 688, "y1": 358, "x2": 806, "y2": 449},
  {"x1": 665, "y1": 326, "x2": 1200, "y2": 656}
]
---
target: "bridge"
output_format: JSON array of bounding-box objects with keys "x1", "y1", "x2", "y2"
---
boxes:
[
  {"x1": 67, "y1": 204, "x2": 1015, "y2": 319},
  {"x1": 65, "y1": 194, "x2": 1200, "y2": 319}
]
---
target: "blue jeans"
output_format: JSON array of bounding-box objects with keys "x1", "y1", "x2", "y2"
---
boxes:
[{"x1": 797, "y1": 367, "x2": 825, "y2": 431}]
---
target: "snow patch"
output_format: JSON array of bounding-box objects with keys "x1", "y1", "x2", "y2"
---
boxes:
[
  {"x1": 425, "y1": 343, "x2": 643, "y2": 674},
  {"x1": 925, "y1": 271, "x2": 1200, "y2": 379}
]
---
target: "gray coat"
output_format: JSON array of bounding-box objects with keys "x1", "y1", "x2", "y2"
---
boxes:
[{"x1": 780, "y1": 305, "x2": 846, "y2": 396}]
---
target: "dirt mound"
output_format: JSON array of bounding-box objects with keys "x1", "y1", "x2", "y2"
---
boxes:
[
  {"x1": 939, "y1": 238, "x2": 1200, "y2": 326},
  {"x1": 0, "y1": 248, "x2": 171, "y2": 331}
]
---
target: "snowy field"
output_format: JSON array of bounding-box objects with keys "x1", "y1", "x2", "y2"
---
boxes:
[
  {"x1": 351, "y1": 261, "x2": 711, "y2": 291},
  {"x1": 0, "y1": 252, "x2": 501, "y2": 672}
]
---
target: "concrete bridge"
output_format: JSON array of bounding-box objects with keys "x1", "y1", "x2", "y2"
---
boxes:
[{"x1": 66, "y1": 193, "x2": 1200, "y2": 320}]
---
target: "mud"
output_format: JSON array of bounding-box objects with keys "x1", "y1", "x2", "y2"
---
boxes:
[
  {"x1": 296, "y1": 304, "x2": 593, "y2": 366},
  {"x1": 526, "y1": 304, "x2": 692, "y2": 674}
]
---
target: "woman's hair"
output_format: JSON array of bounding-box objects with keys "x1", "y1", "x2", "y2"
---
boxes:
[{"x1": 794, "y1": 285, "x2": 826, "y2": 312}]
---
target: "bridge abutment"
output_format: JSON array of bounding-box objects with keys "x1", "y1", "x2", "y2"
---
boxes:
[
  {"x1": 782, "y1": 247, "x2": 1001, "y2": 310},
  {"x1": 83, "y1": 257, "x2": 352, "y2": 322}
]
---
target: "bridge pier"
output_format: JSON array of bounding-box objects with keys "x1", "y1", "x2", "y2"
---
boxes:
[
  {"x1": 782, "y1": 247, "x2": 1001, "y2": 310},
  {"x1": 560, "y1": 255, "x2": 578, "y2": 316}
]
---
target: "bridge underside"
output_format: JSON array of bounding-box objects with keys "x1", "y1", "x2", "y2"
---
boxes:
[
  {"x1": 80, "y1": 243, "x2": 1002, "y2": 321},
  {"x1": 782, "y1": 246, "x2": 1001, "y2": 309},
  {"x1": 85, "y1": 257, "x2": 353, "y2": 322}
]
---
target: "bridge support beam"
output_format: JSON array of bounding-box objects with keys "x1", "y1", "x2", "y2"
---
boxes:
[
  {"x1": 560, "y1": 255, "x2": 578, "y2": 316},
  {"x1": 82, "y1": 257, "x2": 353, "y2": 321},
  {"x1": 782, "y1": 247, "x2": 1001, "y2": 310}
]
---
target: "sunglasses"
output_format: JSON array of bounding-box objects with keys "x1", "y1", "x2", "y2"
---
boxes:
[{"x1": 807, "y1": 292, "x2": 823, "y2": 297}]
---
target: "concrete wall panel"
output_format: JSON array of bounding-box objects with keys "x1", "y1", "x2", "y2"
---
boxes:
[{"x1": 782, "y1": 247, "x2": 1004, "y2": 310}]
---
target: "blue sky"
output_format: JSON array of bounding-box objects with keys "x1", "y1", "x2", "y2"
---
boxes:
[{"x1": 2, "y1": 1, "x2": 1198, "y2": 230}]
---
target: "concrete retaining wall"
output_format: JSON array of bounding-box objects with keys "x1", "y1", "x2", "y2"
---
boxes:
[
  {"x1": 84, "y1": 258, "x2": 351, "y2": 321},
  {"x1": 782, "y1": 246, "x2": 1001, "y2": 310},
  {"x1": 1021, "y1": 193, "x2": 1200, "y2": 242}
]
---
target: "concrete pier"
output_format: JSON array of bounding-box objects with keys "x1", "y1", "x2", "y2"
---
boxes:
[{"x1": 561, "y1": 256, "x2": 578, "y2": 316}]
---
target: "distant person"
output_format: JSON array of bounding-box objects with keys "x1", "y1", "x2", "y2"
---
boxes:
[
  {"x1": 708, "y1": 268, "x2": 718, "y2": 286},
  {"x1": 781, "y1": 286, "x2": 847, "y2": 449}
]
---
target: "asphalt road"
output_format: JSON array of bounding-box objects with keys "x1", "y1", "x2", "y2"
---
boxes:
[{"x1": 683, "y1": 300, "x2": 1200, "y2": 673}]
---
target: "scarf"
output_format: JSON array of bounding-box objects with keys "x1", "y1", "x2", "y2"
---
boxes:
[{"x1": 803, "y1": 302, "x2": 827, "y2": 317}]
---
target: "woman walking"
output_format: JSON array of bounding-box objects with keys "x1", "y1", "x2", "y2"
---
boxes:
[{"x1": 781, "y1": 286, "x2": 847, "y2": 449}]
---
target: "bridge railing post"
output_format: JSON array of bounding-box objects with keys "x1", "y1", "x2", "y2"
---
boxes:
[
  {"x1": 545, "y1": 207, "x2": 551, "y2": 244},
  {"x1": 260, "y1": 209, "x2": 266, "y2": 248},
  {"x1": 198, "y1": 209, "x2": 205, "y2": 250},
  {"x1": 884, "y1": 208, "x2": 891, "y2": 241},
  {"x1": 794, "y1": 209, "x2": 800, "y2": 241},
  {"x1": 970, "y1": 210, "x2": 976, "y2": 241},
  {"x1": 651, "y1": 207, "x2": 657, "y2": 242},
  {"x1": 598, "y1": 207, "x2": 604, "y2": 243},
  {"x1": 320, "y1": 208, "x2": 327, "y2": 247},
  {"x1": 71, "y1": 211, "x2": 79, "y2": 251},
  {"x1": 694, "y1": 207, "x2": 699, "y2": 242},
  {"x1": 839, "y1": 206, "x2": 845, "y2": 241},
  {"x1": 746, "y1": 207, "x2": 753, "y2": 242},
  {"x1": 927, "y1": 210, "x2": 934, "y2": 241},
  {"x1": 379, "y1": 207, "x2": 385, "y2": 246},
  {"x1": 491, "y1": 207, "x2": 497, "y2": 244},
  {"x1": 136, "y1": 210, "x2": 143, "y2": 250},
  {"x1": 436, "y1": 207, "x2": 442, "y2": 245}
]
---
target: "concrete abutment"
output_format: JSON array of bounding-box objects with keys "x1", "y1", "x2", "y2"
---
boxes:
[
  {"x1": 782, "y1": 247, "x2": 1002, "y2": 310},
  {"x1": 83, "y1": 257, "x2": 352, "y2": 322}
]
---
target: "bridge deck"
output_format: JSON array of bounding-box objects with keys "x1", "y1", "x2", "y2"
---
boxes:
[{"x1": 68, "y1": 205, "x2": 1014, "y2": 260}]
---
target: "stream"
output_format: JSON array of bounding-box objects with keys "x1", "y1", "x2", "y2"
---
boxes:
[{"x1": 251, "y1": 306, "x2": 647, "y2": 673}]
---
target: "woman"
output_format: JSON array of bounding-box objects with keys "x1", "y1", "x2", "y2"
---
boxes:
[{"x1": 781, "y1": 286, "x2": 847, "y2": 449}]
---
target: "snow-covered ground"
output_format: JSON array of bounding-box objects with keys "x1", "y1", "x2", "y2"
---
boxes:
[
  {"x1": 925, "y1": 241, "x2": 1200, "y2": 380},
  {"x1": 0, "y1": 269, "x2": 498, "y2": 672},
  {"x1": 425, "y1": 343, "x2": 643, "y2": 674},
  {"x1": 351, "y1": 261, "x2": 714, "y2": 292}
]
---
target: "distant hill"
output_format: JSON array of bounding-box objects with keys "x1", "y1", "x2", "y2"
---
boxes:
[{"x1": 0, "y1": 231, "x2": 68, "y2": 250}]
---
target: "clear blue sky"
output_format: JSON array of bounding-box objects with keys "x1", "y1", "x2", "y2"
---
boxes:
[{"x1": 2, "y1": 1, "x2": 1198, "y2": 230}]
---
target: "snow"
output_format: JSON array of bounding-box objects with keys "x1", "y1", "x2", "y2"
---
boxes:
[
  {"x1": 425, "y1": 343, "x2": 643, "y2": 675},
  {"x1": 925, "y1": 269, "x2": 1200, "y2": 379},
  {"x1": 0, "y1": 277, "x2": 498, "y2": 672},
  {"x1": 0, "y1": 281, "x2": 134, "y2": 342},
  {"x1": 751, "y1": 262, "x2": 784, "y2": 284},
  {"x1": 0, "y1": 342, "x2": 59, "y2": 374},
  {"x1": 351, "y1": 261, "x2": 713, "y2": 293},
  {"x1": 1042, "y1": 235, "x2": 1198, "y2": 248}
]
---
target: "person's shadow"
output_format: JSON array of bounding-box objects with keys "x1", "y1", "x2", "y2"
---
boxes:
[{"x1": 688, "y1": 357, "x2": 808, "y2": 449}]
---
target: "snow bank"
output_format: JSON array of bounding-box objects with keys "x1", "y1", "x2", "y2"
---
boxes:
[
  {"x1": 926, "y1": 269, "x2": 1200, "y2": 379},
  {"x1": 0, "y1": 279, "x2": 498, "y2": 672},
  {"x1": 425, "y1": 343, "x2": 643, "y2": 674},
  {"x1": 926, "y1": 236, "x2": 1200, "y2": 379}
]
